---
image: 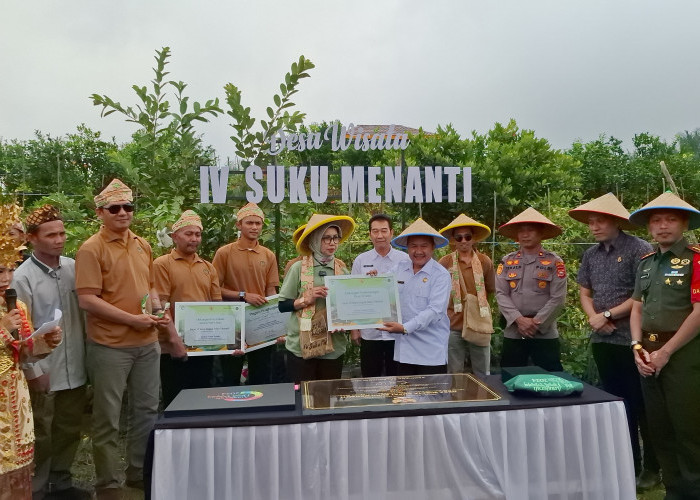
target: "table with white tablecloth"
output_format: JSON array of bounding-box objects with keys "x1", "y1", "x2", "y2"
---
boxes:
[{"x1": 148, "y1": 376, "x2": 635, "y2": 500}]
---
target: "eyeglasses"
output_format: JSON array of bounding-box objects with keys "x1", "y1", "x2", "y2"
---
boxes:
[
  {"x1": 104, "y1": 204, "x2": 135, "y2": 214},
  {"x1": 321, "y1": 235, "x2": 341, "y2": 243},
  {"x1": 454, "y1": 234, "x2": 473, "y2": 242}
]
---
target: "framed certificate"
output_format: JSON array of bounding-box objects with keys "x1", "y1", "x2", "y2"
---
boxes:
[
  {"x1": 242, "y1": 295, "x2": 290, "y2": 352},
  {"x1": 174, "y1": 302, "x2": 245, "y2": 356},
  {"x1": 324, "y1": 274, "x2": 402, "y2": 330}
]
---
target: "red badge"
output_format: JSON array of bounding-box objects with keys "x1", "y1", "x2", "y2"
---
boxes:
[
  {"x1": 556, "y1": 261, "x2": 566, "y2": 278},
  {"x1": 692, "y1": 253, "x2": 700, "y2": 303}
]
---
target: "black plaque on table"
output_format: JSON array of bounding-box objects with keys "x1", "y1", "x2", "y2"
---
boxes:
[
  {"x1": 301, "y1": 373, "x2": 507, "y2": 415},
  {"x1": 164, "y1": 383, "x2": 296, "y2": 417}
]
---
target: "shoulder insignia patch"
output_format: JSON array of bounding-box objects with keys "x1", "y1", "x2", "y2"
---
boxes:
[
  {"x1": 555, "y1": 261, "x2": 566, "y2": 278},
  {"x1": 688, "y1": 245, "x2": 700, "y2": 254},
  {"x1": 640, "y1": 252, "x2": 655, "y2": 260}
]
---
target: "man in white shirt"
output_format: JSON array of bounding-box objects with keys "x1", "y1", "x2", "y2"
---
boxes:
[
  {"x1": 351, "y1": 214, "x2": 410, "y2": 377},
  {"x1": 380, "y1": 218, "x2": 451, "y2": 375}
]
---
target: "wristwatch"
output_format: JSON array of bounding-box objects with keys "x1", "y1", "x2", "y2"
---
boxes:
[
  {"x1": 603, "y1": 310, "x2": 612, "y2": 319},
  {"x1": 239, "y1": 291, "x2": 246, "y2": 301}
]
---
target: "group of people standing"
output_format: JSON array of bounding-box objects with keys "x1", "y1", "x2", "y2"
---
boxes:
[{"x1": 1, "y1": 175, "x2": 699, "y2": 499}]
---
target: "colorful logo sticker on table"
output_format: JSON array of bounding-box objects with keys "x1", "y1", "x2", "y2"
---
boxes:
[{"x1": 208, "y1": 391, "x2": 264, "y2": 402}]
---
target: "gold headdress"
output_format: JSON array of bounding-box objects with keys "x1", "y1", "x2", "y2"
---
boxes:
[{"x1": 0, "y1": 204, "x2": 26, "y2": 268}]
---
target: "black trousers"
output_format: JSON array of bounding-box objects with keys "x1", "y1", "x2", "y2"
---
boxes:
[
  {"x1": 396, "y1": 362, "x2": 447, "y2": 376},
  {"x1": 220, "y1": 344, "x2": 274, "y2": 386},
  {"x1": 160, "y1": 354, "x2": 213, "y2": 408},
  {"x1": 285, "y1": 352, "x2": 343, "y2": 384},
  {"x1": 591, "y1": 342, "x2": 658, "y2": 474},
  {"x1": 360, "y1": 339, "x2": 398, "y2": 377},
  {"x1": 500, "y1": 337, "x2": 563, "y2": 372},
  {"x1": 640, "y1": 336, "x2": 700, "y2": 498}
]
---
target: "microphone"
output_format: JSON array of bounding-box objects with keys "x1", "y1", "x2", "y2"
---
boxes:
[{"x1": 4, "y1": 288, "x2": 19, "y2": 340}]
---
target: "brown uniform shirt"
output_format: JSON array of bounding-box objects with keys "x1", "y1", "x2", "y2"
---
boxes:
[
  {"x1": 153, "y1": 249, "x2": 222, "y2": 304},
  {"x1": 75, "y1": 227, "x2": 157, "y2": 347},
  {"x1": 439, "y1": 251, "x2": 496, "y2": 331},
  {"x1": 212, "y1": 240, "x2": 279, "y2": 296}
]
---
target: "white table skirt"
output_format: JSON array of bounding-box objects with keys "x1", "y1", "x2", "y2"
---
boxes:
[{"x1": 152, "y1": 401, "x2": 635, "y2": 500}]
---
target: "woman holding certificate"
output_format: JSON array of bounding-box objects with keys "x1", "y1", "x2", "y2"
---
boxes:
[{"x1": 278, "y1": 214, "x2": 355, "y2": 383}]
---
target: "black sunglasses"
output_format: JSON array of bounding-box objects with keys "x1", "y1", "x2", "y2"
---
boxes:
[
  {"x1": 454, "y1": 234, "x2": 473, "y2": 242},
  {"x1": 105, "y1": 203, "x2": 135, "y2": 214}
]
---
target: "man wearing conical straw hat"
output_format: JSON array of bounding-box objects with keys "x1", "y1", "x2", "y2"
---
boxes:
[
  {"x1": 495, "y1": 207, "x2": 566, "y2": 372},
  {"x1": 153, "y1": 210, "x2": 222, "y2": 407},
  {"x1": 438, "y1": 214, "x2": 495, "y2": 378},
  {"x1": 569, "y1": 193, "x2": 660, "y2": 488},
  {"x1": 213, "y1": 202, "x2": 280, "y2": 386},
  {"x1": 378, "y1": 218, "x2": 451, "y2": 374},
  {"x1": 628, "y1": 191, "x2": 700, "y2": 497},
  {"x1": 350, "y1": 214, "x2": 410, "y2": 377},
  {"x1": 75, "y1": 179, "x2": 168, "y2": 496}
]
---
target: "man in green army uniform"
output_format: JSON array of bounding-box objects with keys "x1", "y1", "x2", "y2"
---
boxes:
[{"x1": 629, "y1": 192, "x2": 700, "y2": 499}]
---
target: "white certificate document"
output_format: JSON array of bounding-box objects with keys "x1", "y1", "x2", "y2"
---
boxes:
[
  {"x1": 242, "y1": 295, "x2": 290, "y2": 352},
  {"x1": 324, "y1": 274, "x2": 402, "y2": 330},
  {"x1": 175, "y1": 302, "x2": 245, "y2": 356}
]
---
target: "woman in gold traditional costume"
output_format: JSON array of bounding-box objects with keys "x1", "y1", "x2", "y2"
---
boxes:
[{"x1": 0, "y1": 204, "x2": 61, "y2": 500}]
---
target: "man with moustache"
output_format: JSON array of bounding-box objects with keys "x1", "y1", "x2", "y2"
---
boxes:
[
  {"x1": 351, "y1": 214, "x2": 410, "y2": 377},
  {"x1": 213, "y1": 203, "x2": 279, "y2": 385},
  {"x1": 153, "y1": 210, "x2": 222, "y2": 407},
  {"x1": 495, "y1": 208, "x2": 567, "y2": 371},
  {"x1": 379, "y1": 219, "x2": 451, "y2": 375},
  {"x1": 14, "y1": 205, "x2": 90, "y2": 500},
  {"x1": 75, "y1": 179, "x2": 168, "y2": 499},
  {"x1": 569, "y1": 193, "x2": 659, "y2": 489},
  {"x1": 629, "y1": 192, "x2": 700, "y2": 499}
]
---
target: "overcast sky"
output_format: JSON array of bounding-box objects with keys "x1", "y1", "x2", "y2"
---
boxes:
[{"x1": 2, "y1": 1, "x2": 699, "y2": 162}]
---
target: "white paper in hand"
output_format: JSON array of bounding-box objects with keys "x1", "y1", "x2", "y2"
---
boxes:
[{"x1": 29, "y1": 309, "x2": 62, "y2": 339}]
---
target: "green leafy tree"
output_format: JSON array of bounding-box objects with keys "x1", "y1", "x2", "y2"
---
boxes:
[{"x1": 224, "y1": 55, "x2": 314, "y2": 168}]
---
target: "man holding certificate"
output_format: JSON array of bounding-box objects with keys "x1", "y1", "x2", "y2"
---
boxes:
[
  {"x1": 351, "y1": 214, "x2": 410, "y2": 377},
  {"x1": 379, "y1": 219, "x2": 452, "y2": 375},
  {"x1": 153, "y1": 210, "x2": 222, "y2": 407},
  {"x1": 213, "y1": 203, "x2": 279, "y2": 385}
]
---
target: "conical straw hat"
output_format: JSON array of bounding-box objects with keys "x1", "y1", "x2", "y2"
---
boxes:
[
  {"x1": 568, "y1": 193, "x2": 636, "y2": 230},
  {"x1": 439, "y1": 213, "x2": 491, "y2": 242},
  {"x1": 498, "y1": 207, "x2": 562, "y2": 241},
  {"x1": 292, "y1": 224, "x2": 306, "y2": 245},
  {"x1": 296, "y1": 214, "x2": 355, "y2": 256},
  {"x1": 392, "y1": 218, "x2": 449, "y2": 249},
  {"x1": 629, "y1": 192, "x2": 700, "y2": 230}
]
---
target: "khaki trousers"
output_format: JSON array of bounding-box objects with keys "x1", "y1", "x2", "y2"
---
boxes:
[
  {"x1": 29, "y1": 385, "x2": 87, "y2": 494},
  {"x1": 86, "y1": 341, "x2": 160, "y2": 490}
]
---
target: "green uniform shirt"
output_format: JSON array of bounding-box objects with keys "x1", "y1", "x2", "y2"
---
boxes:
[
  {"x1": 632, "y1": 237, "x2": 694, "y2": 332},
  {"x1": 279, "y1": 258, "x2": 349, "y2": 359}
]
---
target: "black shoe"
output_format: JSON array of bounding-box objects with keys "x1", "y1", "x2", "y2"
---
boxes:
[
  {"x1": 636, "y1": 469, "x2": 661, "y2": 490},
  {"x1": 125, "y1": 479, "x2": 144, "y2": 490},
  {"x1": 46, "y1": 487, "x2": 93, "y2": 500}
]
